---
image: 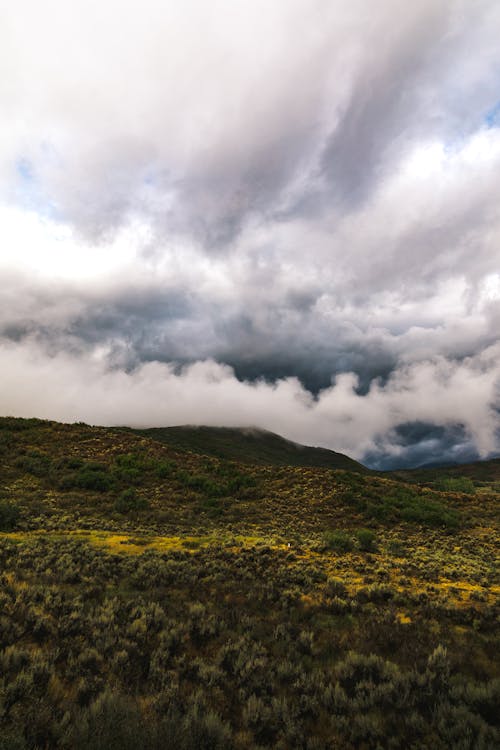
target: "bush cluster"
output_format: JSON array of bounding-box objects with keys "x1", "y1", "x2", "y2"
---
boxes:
[{"x1": 0, "y1": 536, "x2": 497, "y2": 749}]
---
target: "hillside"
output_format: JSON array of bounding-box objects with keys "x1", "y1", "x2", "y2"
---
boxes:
[
  {"x1": 122, "y1": 424, "x2": 367, "y2": 473},
  {"x1": 0, "y1": 416, "x2": 498, "y2": 749},
  {"x1": 389, "y1": 456, "x2": 500, "y2": 488}
]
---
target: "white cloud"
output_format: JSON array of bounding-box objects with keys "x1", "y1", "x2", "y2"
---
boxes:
[
  {"x1": 0, "y1": 0, "x2": 499, "y2": 465},
  {"x1": 1, "y1": 340, "x2": 498, "y2": 464}
]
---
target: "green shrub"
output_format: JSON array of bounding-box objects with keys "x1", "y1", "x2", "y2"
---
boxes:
[
  {"x1": 59, "y1": 463, "x2": 113, "y2": 492},
  {"x1": 367, "y1": 488, "x2": 459, "y2": 528},
  {"x1": 16, "y1": 450, "x2": 51, "y2": 477},
  {"x1": 324, "y1": 578, "x2": 348, "y2": 598},
  {"x1": 155, "y1": 460, "x2": 176, "y2": 479},
  {"x1": 323, "y1": 531, "x2": 354, "y2": 552},
  {"x1": 0, "y1": 731, "x2": 28, "y2": 750},
  {"x1": 112, "y1": 453, "x2": 150, "y2": 485},
  {"x1": 67, "y1": 691, "x2": 151, "y2": 750},
  {"x1": 0, "y1": 500, "x2": 21, "y2": 530},
  {"x1": 75, "y1": 469, "x2": 113, "y2": 492},
  {"x1": 387, "y1": 539, "x2": 406, "y2": 556},
  {"x1": 114, "y1": 489, "x2": 149, "y2": 513},
  {"x1": 435, "y1": 477, "x2": 476, "y2": 494},
  {"x1": 356, "y1": 528, "x2": 377, "y2": 552}
]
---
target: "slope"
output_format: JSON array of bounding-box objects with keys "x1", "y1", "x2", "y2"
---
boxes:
[
  {"x1": 123, "y1": 424, "x2": 367, "y2": 472},
  {"x1": 0, "y1": 416, "x2": 498, "y2": 749},
  {"x1": 389, "y1": 456, "x2": 500, "y2": 491}
]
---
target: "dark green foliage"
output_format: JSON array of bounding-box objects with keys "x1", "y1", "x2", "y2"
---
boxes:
[
  {"x1": 16, "y1": 450, "x2": 51, "y2": 478},
  {"x1": 389, "y1": 456, "x2": 500, "y2": 490},
  {"x1": 323, "y1": 530, "x2": 354, "y2": 552},
  {"x1": 324, "y1": 578, "x2": 348, "y2": 598},
  {"x1": 111, "y1": 452, "x2": 151, "y2": 485},
  {"x1": 343, "y1": 481, "x2": 460, "y2": 528},
  {"x1": 398, "y1": 494, "x2": 460, "y2": 527},
  {"x1": 125, "y1": 424, "x2": 368, "y2": 472},
  {"x1": 0, "y1": 417, "x2": 45, "y2": 431},
  {"x1": 66, "y1": 691, "x2": 232, "y2": 750},
  {"x1": 0, "y1": 732, "x2": 27, "y2": 750},
  {"x1": 435, "y1": 476, "x2": 477, "y2": 494},
  {"x1": 355, "y1": 527, "x2": 377, "y2": 551},
  {"x1": 176, "y1": 468, "x2": 258, "y2": 500},
  {"x1": 65, "y1": 466, "x2": 113, "y2": 492},
  {"x1": 114, "y1": 489, "x2": 149, "y2": 513},
  {"x1": 0, "y1": 501, "x2": 21, "y2": 530},
  {"x1": 155, "y1": 459, "x2": 177, "y2": 479}
]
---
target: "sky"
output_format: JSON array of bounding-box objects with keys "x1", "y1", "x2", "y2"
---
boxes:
[{"x1": 1, "y1": 0, "x2": 500, "y2": 469}]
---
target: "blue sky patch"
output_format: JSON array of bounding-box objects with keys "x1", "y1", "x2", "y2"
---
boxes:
[{"x1": 484, "y1": 101, "x2": 500, "y2": 128}]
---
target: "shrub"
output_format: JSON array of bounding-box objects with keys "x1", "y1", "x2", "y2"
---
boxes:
[
  {"x1": 387, "y1": 539, "x2": 406, "y2": 556},
  {"x1": 67, "y1": 690, "x2": 151, "y2": 749},
  {"x1": 60, "y1": 463, "x2": 113, "y2": 492},
  {"x1": 155, "y1": 460, "x2": 176, "y2": 479},
  {"x1": 75, "y1": 469, "x2": 113, "y2": 492},
  {"x1": 435, "y1": 477, "x2": 476, "y2": 494},
  {"x1": 16, "y1": 451, "x2": 51, "y2": 477},
  {"x1": 356, "y1": 528, "x2": 377, "y2": 552},
  {"x1": 0, "y1": 731, "x2": 27, "y2": 750},
  {"x1": 0, "y1": 500, "x2": 21, "y2": 531},
  {"x1": 114, "y1": 489, "x2": 149, "y2": 513},
  {"x1": 363, "y1": 488, "x2": 460, "y2": 528},
  {"x1": 324, "y1": 579, "x2": 348, "y2": 598},
  {"x1": 323, "y1": 531, "x2": 354, "y2": 553}
]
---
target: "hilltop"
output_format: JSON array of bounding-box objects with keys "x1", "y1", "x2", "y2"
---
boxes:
[
  {"x1": 120, "y1": 424, "x2": 368, "y2": 473},
  {"x1": 0, "y1": 416, "x2": 498, "y2": 749}
]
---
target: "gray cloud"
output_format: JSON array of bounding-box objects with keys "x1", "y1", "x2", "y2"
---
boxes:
[
  {"x1": 0, "y1": 340, "x2": 499, "y2": 469},
  {"x1": 0, "y1": 0, "x2": 500, "y2": 467}
]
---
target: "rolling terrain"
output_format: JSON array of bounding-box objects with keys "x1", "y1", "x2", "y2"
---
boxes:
[
  {"x1": 121, "y1": 424, "x2": 367, "y2": 473},
  {"x1": 0, "y1": 416, "x2": 498, "y2": 749},
  {"x1": 389, "y1": 456, "x2": 500, "y2": 488}
]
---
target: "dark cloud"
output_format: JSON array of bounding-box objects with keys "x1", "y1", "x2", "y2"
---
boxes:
[
  {"x1": 0, "y1": 1, "x2": 499, "y2": 467},
  {"x1": 363, "y1": 422, "x2": 480, "y2": 470}
]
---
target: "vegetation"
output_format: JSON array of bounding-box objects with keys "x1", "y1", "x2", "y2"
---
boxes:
[
  {"x1": 339, "y1": 473, "x2": 461, "y2": 528},
  {"x1": 0, "y1": 500, "x2": 21, "y2": 531},
  {"x1": 322, "y1": 530, "x2": 354, "y2": 552},
  {"x1": 122, "y1": 424, "x2": 368, "y2": 472},
  {"x1": 0, "y1": 416, "x2": 498, "y2": 748},
  {"x1": 355, "y1": 527, "x2": 377, "y2": 552}
]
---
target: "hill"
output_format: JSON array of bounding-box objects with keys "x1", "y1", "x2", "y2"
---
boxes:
[
  {"x1": 0, "y1": 416, "x2": 498, "y2": 749},
  {"x1": 122, "y1": 424, "x2": 368, "y2": 473},
  {"x1": 389, "y1": 456, "x2": 500, "y2": 488}
]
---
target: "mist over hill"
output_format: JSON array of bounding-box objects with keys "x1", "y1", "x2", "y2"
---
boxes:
[
  {"x1": 1, "y1": 1, "x2": 500, "y2": 744},
  {"x1": 123, "y1": 424, "x2": 368, "y2": 473}
]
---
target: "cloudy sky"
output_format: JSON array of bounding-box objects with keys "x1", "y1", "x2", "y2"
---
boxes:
[{"x1": 1, "y1": 0, "x2": 500, "y2": 468}]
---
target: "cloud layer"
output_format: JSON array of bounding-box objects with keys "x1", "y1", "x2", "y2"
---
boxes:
[{"x1": 1, "y1": 0, "x2": 500, "y2": 467}]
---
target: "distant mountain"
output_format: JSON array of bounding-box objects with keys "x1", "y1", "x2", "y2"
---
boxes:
[
  {"x1": 124, "y1": 425, "x2": 368, "y2": 473},
  {"x1": 388, "y1": 456, "x2": 500, "y2": 486}
]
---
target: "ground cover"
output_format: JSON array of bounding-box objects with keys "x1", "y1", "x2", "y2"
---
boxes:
[{"x1": 0, "y1": 417, "x2": 498, "y2": 748}]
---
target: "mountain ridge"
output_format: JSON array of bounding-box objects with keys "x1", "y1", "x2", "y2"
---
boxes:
[{"x1": 121, "y1": 424, "x2": 368, "y2": 473}]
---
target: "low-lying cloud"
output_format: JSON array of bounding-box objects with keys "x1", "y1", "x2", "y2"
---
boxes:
[
  {"x1": 1, "y1": 339, "x2": 498, "y2": 468},
  {"x1": 1, "y1": 1, "x2": 500, "y2": 466}
]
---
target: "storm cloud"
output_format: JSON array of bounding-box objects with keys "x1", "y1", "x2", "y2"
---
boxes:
[{"x1": 1, "y1": 0, "x2": 500, "y2": 467}]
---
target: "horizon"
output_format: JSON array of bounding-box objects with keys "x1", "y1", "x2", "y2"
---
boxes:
[
  {"x1": 2, "y1": 414, "x2": 500, "y2": 472},
  {"x1": 1, "y1": 1, "x2": 500, "y2": 469}
]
